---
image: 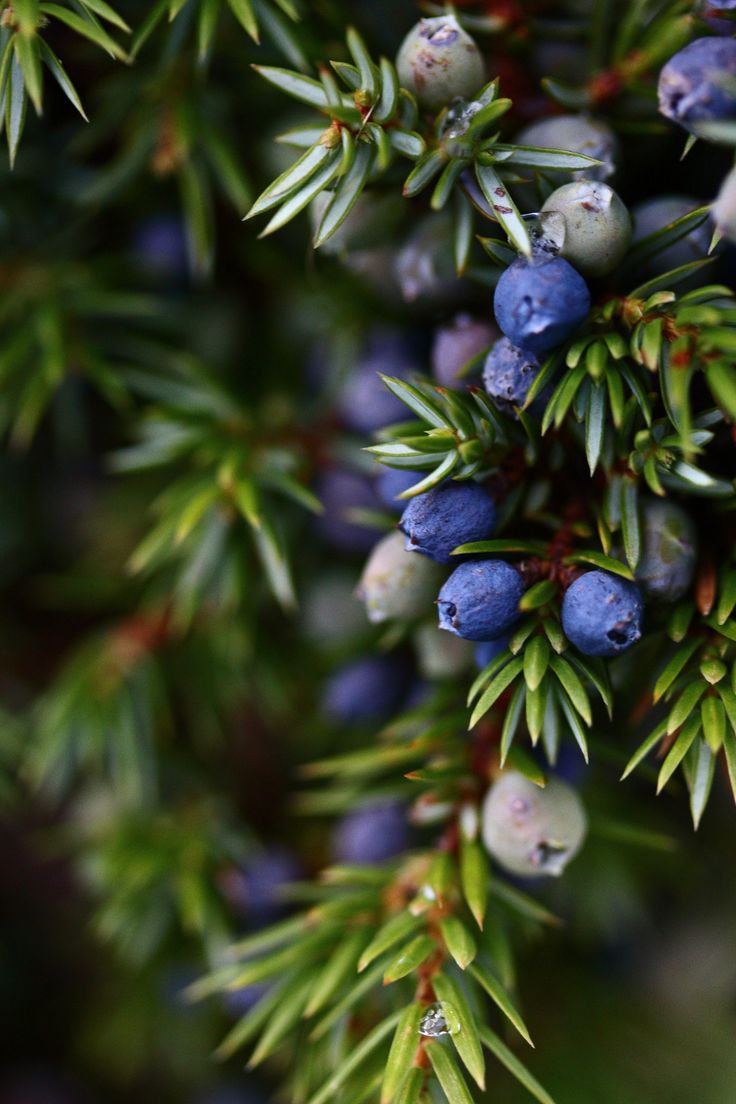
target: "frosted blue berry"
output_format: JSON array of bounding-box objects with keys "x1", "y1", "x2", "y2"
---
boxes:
[
  {"x1": 437, "y1": 560, "x2": 524, "y2": 641},
  {"x1": 493, "y1": 256, "x2": 590, "y2": 356},
  {"x1": 515, "y1": 114, "x2": 619, "y2": 182},
  {"x1": 481, "y1": 771, "x2": 587, "y2": 878},
  {"x1": 540, "y1": 180, "x2": 632, "y2": 277},
  {"x1": 482, "y1": 337, "x2": 542, "y2": 417},
  {"x1": 322, "y1": 655, "x2": 408, "y2": 724},
  {"x1": 375, "y1": 467, "x2": 423, "y2": 512},
  {"x1": 635, "y1": 499, "x2": 697, "y2": 602},
  {"x1": 431, "y1": 313, "x2": 498, "y2": 388},
  {"x1": 658, "y1": 36, "x2": 736, "y2": 132},
  {"x1": 396, "y1": 16, "x2": 485, "y2": 112},
  {"x1": 399, "y1": 481, "x2": 496, "y2": 564},
  {"x1": 333, "y1": 800, "x2": 409, "y2": 864},
  {"x1": 561, "y1": 570, "x2": 643, "y2": 657}
]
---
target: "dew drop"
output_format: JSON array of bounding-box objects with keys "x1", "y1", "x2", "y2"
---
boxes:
[
  {"x1": 523, "y1": 210, "x2": 566, "y2": 257},
  {"x1": 419, "y1": 1001, "x2": 461, "y2": 1037}
]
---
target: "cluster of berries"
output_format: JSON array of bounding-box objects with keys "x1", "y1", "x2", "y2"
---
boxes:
[{"x1": 302, "y1": 12, "x2": 731, "y2": 879}]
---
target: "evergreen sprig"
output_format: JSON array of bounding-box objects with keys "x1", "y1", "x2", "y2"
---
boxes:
[
  {"x1": 132, "y1": 0, "x2": 303, "y2": 66},
  {"x1": 111, "y1": 356, "x2": 322, "y2": 617},
  {"x1": 622, "y1": 564, "x2": 736, "y2": 826},
  {"x1": 190, "y1": 696, "x2": 563, "y2": 1104},
  {"x1": 246, "y1": 27, "x2": 425, "y2": 244},
  {"x1": 246, "y1": 28, "x2": 602, "y2": 259},
  {"x1": 0, "y1": 0, "x2": 130, "y2": 163}
]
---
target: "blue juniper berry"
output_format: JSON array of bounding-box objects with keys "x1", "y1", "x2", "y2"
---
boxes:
[
  {"x1": 493, "y1": 256, "x2": 590, "y2": 356},
  {"x1": 658, "y1": 36, "x2": 736, "y2": 131},
  {"x1": 437, "y1": 560, "x2": 524, "y2": 641},
  {"x1": 399, "y1": 481, "x2": 496, "y2": 564},
  {"x1": 561, "y1": 570, "x2": 644, "y2": 657}
]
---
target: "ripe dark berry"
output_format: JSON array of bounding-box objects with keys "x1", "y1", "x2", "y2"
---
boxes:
[
  {"x1": 431, "y1": 313, "x2": 498, "y2": 388},
  {"x1": 493, "y1": 256, "x2": 590, "y2": 356},
  {"x1": 658, "y1": 36, "x2": 736, "y2": 132},
  {"x1": 482, "y1": 337, "x2": 542, "y2": 417},
  {"x1": 399, "y1": 481, "x2": 496, "y2": 564},
  {"x1": 338, "y1": 330, "x2": 422, "y2": 434},
  {"x1": 333, "y1": 800, "x2": 409, "y2": 864},
  {"x1": 316, "y1": 468, "x2": 381, "y2": 554},
  {"x1": 561, "y1": 570, "x2": 644, "y2": 657},
  {"x1": 437, "y1": 560, "x2": 524, "y2": 641},
  {"x1": 322, "y1": 655, "x2": 408, "y2": 724}
]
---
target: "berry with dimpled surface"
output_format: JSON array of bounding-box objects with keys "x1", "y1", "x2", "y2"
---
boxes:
[
  {"x1": 481, "y1": 770, "x2": 587, "y2": 878},
  {"x1": 561, "y1": 570, "x2": 643, "y2": 657},
  {"x1": 431, "y1": 314, "x2": 498, "y2": 388},
  {"x1": 437, "y1": 560, "x2": 524, "y2": 641},
  {"x1": 396, "y1": 16, "x2": 485, "y2": 112},
  {"x1": 482, "y1": 337, "x2": 542, "y2": 417},
  {"x1": 493, "y1": 256, "x2": 590, "y2": 356},
  {"x1": 540, "y1": 180, "x2": 631, "y2": 278},
  {"x1": 399, "y1": 481, "x2": 496, "y2": 564},
  {"x1": 356, "y1": 530, "x2": 443, "y2": 623},
  {"x1": 658, "y1": 36, "x2": 736, "y2": 132},
  {"x1": 635, "y1": 499, "x2": 697, "y2": 603}
]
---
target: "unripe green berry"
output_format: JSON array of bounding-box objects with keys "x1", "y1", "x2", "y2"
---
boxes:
[
  {"x1": 356, "y1": 530, "x2": 442, "y2": 624},
  {"x1": 481, "y1": 771, "x2": 587, "y2": 877},
  {"x1": 635, "y1": 498, "x2": 697, "y2": 603},
  {"x1": 541, "y1": 180, "x2": 631, "y2": 278},
  {"x1": 396, "y1": 16, "x2": 485, "y2": 113},
  {"x1": 414, "y1": 621, "x2": 474, "y2": 680}
]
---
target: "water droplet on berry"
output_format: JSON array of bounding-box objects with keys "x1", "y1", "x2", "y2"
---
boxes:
[{"x1": 524, "y1": 211, "x2": 565, "y2": 257}]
